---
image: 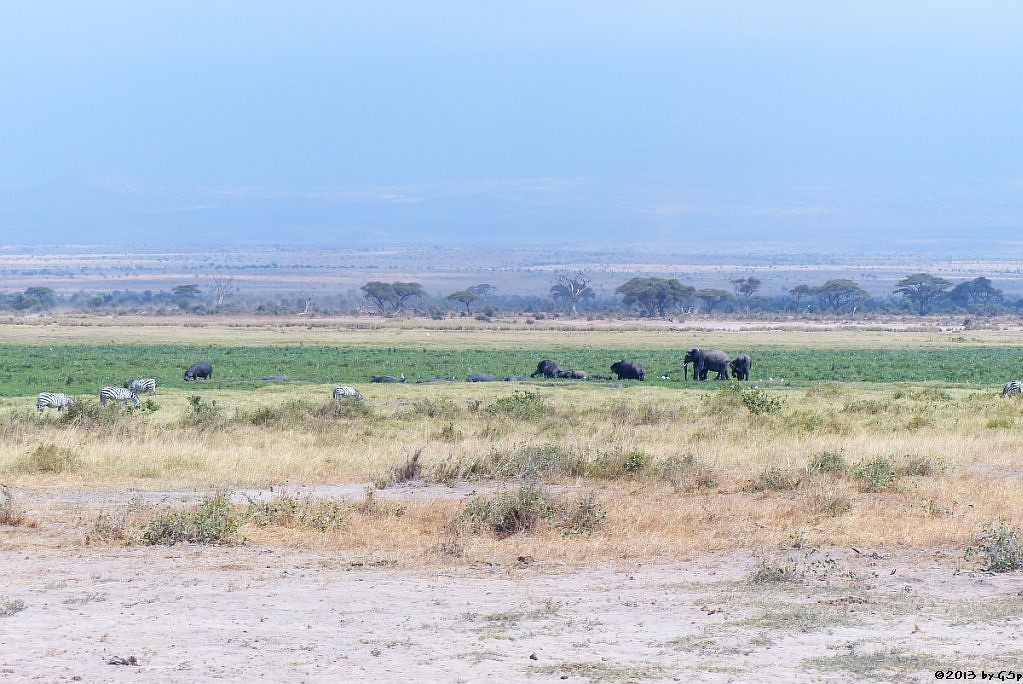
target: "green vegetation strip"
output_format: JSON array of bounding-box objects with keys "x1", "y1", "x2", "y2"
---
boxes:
[{"x1": 0, "y1": 344, "x2": 1019, "y2": 396}]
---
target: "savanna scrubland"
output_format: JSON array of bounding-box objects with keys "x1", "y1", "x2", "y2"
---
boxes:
[{"x1": 2, "y1": 316, "x2": 1023, "y2": 682}]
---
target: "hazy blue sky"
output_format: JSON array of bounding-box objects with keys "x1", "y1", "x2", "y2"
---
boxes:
[{"x1": 1, "y1": 2, "x2": 1021, "y2": 247}]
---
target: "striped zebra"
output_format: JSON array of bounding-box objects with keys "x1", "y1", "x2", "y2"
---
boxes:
[
  {"x1": 332, "y1": 385, "x2": 363, "y2": 402},
  {"x1": 1003, "y1": 381, "x2": 1022, "y2": 397},
  {"x1": 37, "y1": 392, "x2": 75, "y2": 413},
  {"x1": 100, "y1": 387, "x2": 141, "y2": 407},
  {"x1": 129, "y1": 378, "x2": 157, "y2": 395}
]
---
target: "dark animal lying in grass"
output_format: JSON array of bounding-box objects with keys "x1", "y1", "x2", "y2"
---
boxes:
[
  {"x1": 557, "y1": 370, "x2": 587, "y2": 379},
  {"x1": 372, "y1": 374, "x2": 406, "y2": 383},
  {"x1": 530, "y1": 360, "x2": 563, "y2": 378},
  {"x1": 262, "y1": 374, "x2": 289, "y2": 382},
  {"x1": 504, "y1": 375, "x2": 533, "y2": 382},
  {"x1": 467, "y1": 373, "x2": 498, "y2": 382}
]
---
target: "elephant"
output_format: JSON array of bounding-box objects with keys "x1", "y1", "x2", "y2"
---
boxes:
[
  {"x1": 683, "y1": 348, "x2": 729, "y2": 381},
  {"x1": 610, "y1": 359, "x2": 645, "y2": 381},
  {"x1": 729, "y1": 354, "x2": 752, "y2": 381},
  {"x1": 372, "y1": 374, "x2": 406, "y2": 383},
  {"x1": 557, "y1": 370, "x2": 587, "y2": 379},
  {"x1": 183, "y1": 362, "x2": 213, "y2": 381},
  {"x1": 467, "y1": 373, "x2": 498, "y2": 382},
  {"x1": 530, "y1": 360, "x2": 563, "y2": 378}
]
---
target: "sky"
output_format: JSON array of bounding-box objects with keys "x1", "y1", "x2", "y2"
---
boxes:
[{"x1": 0, "y1": 2, "x2": 1021, "y2": 249}]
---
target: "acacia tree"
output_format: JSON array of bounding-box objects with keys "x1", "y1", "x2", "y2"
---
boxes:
[
  {"x1": 789, "y1": 284, "x2": 814, "y2": 311},
  {"x1": 447, "y1": 290, "x2": 480, "y2": 315},
  {"x1": 949, "y1": 277, "x2": 1003, "y2": 314},
  {"x1": 814, "y1": 279, "x2": 869, "y2": 313},
  {"x1": 550, "y1": 273, "x2": 595, "y2": 315},
  {"x1": 361, "y1": 282, "x2": 398, "y2": 312},
  {"x1": 172, "y1": 284, "x2": 201, "y2": 310},
  {"x1": 894, "y1": 273, "x2": 951, "y2": 314},
  {"x1": 695, "y1": 288, "x2": 733, "y2": 313},
  {"x1": 467, "y1": 284, "x2": 497, "y2": 300},
  {"x1": 616, "y1": 277, "x2": 694, "y2": 318},
  {"x1": 731, "y1": 276, "x2": 762, "y2": 314},
  {"x1": 392, "y1": 282, "x2": 426, "y2": 311}
]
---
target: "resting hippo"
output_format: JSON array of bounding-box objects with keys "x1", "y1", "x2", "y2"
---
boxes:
[
  {"x1": 557, "y1": 370, "x2": 587, "y2": 380},
  {"x1": 372, "y1": 374, "x2": 406, "y2": 383},
  {"x1": 610, "y1": 359, "x2": 645, "y2": 381},
  {"x1": 530, "y1": 360, "x2": 563, "y2": 379},
  {"x1": 183, "y1": 362, "x2": 213, "y2": 381},
  {"x1": 504, "y1": 375, "x2": 533, "y2": 382},
  {"x1": 262, "y1": 374, "x2": 289, "y2": 382},
  {"x1": 467, "y1": 373, "x2": 498, "y2": 382}
]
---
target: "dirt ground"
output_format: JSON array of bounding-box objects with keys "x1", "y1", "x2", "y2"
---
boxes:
[{"x1": 2, "y1": 535, "x2": 1021, "y2": 682}]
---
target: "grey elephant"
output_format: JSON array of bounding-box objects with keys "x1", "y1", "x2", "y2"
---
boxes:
[
  {"x1": 530, "y1": 360, "x2": 563, "y2": 378},
  {"x1": 729, "y1": 354, "x2": 752, "y2": 381},
  {"x1": 683, "y1": 348, "x2": 729, "y2": 381},
  {"x1": 610, "y1": 359, "x2": 645, "y2": 381}
]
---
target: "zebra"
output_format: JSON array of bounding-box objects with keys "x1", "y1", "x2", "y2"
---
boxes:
[
  {"x1": 100, "y1": 387, "x2": 141, "y2": 407},
  {"x1": 332, "y1": 385, "x2": 363, "y2": 402},
  {"x1": 128, "y1": 378, "x2": 157, "y2": 395},
  {"x1": 1003, "y1": 381, "x2": 1022, "y2": 397},
  {"x1": 37, "y1": 392, "x2": 75, "y2": 413}
]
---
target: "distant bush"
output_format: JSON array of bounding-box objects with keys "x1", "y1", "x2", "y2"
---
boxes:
[
  {"x1": 851, "y1": 456, "x2": 898, "y2": 492},
  {"x1": 376, "y1": 448, "x2": 424, "y2": 488},
  {"x1": 140, "y1": 493, "x2": 241, "y2": 545},
  {"x1": 452, "y1": 484, "x2": 605, "y2": 538},
  {"x1": 245, "y1": 494, "x2": 349, "y2": 532},
  {"x1": 183, "y1": 395, "x2": 225, "y2": 431},
  {"x1": 658, "y1": 455, "x2": 717, "y2": 493},
  {"x1": 17, "y1": 444, "x2": 80, "y2": 474},
  {"x1": 743, "y1": 466, "x2": 800, "y2": 493},
  {"x1": 486, "y1": 392, "x2": 551, "y2": 420},
  {"x1": 807, "y1": 451, "x2": 846, "y2": 474},
  {"x1": 0, "y1": 485, "x2": 29, "y2": 527},
  {"x1": 966, "y1": 520, "x2": 1023, "y2": 572},
  {"x1": 741, "y1": 387, "x2": 783, "y2": 415}
]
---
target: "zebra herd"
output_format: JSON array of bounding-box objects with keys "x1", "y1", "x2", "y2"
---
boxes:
[{"x1": 36, "y1": 377, "x2": 157, "y2": 413}]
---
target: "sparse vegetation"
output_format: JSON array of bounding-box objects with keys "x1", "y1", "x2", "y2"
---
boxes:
[
  {"x1": 140, "y1": 493, "x2": 241, "y2": 546},
  {"x1": 16, "y1": 444, "x2": 80, "y2": 474},
  {"x1": 966, "y1": 520, "x2": 1023, "y2": 572}
]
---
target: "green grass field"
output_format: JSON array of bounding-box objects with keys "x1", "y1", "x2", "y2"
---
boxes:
[{"x1": 0, "y1": 341, "x2": 1020, "y2": 396}]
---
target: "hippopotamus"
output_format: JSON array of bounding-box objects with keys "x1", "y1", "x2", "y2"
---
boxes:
[{"x1": 183, "y1": 362, "x2": 213, "y2": 381}]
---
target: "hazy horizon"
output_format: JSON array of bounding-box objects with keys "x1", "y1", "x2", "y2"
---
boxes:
[{"x1": 1, "y1": 2, "x2": 1021, "y2": 251}]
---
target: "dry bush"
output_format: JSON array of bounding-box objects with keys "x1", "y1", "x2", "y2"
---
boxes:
[
  {"x1": 141, "y1": 493, "x2": 241, "y2": 545},
  {"x1": 246, "y1": 494, "x2": 350, "y2": 532},
  {"x1": 966, "y1": 520, "x2": 1023, "y2": 572},
  {"x1": 451, "y1": 484, "x2": 605, "y2": 538},
  {"x1": 744, "y1": 466, "x2": 801, "y2": 493},
  {"x1": 376, "y1": 448, "x2": 424, "y2": 489},
  {"x1": 658, "y1": 455, "x2": 717, "y2": 493},
  {"x1": 0, "y1": 485, "x2": 29, "y2": 527},
  {"x1": 15, "y1": 444, "x2": 80, "y2": 474}
]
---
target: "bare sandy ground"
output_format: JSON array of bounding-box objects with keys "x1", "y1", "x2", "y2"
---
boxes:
[{"x1": 2, "y1": 540, "x2": 1021, "y2": 683}]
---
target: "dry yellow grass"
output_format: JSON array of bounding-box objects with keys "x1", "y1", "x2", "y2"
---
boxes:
[{"x1": 3, "y1": 378, "x2": 1021, "y2": 565}]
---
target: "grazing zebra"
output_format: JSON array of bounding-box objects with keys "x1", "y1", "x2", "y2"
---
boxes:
[
  {"x1": 37, "y1": 392, "x2": 75, "y2": 413},
  {"x1": 332, "y1": 385, "x2": 363, "y2": 401},
  {"x1": 1003, "y1": 381, "x2": 1022, "y2": 397},
  {"x1": 129, "y1": 378, "x2": 157, "y2": 395},
  {"x1": 100, "y1": 387, "x2": 141, "y2": 407}
]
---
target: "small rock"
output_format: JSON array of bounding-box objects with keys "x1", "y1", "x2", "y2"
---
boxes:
[
  {"x1": 107, "y1": 656, "x2": 138, "y2": 666},
  {"x1": 529, "y1": 653, "x2": 538, "y2": 660}
]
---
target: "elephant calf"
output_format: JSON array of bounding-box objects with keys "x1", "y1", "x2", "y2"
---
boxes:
[
  {"x1": 611, "y1": 359, "x2": 645, "y2": 381},
  {"x1": 730, "y1": 354, "x2": 752, "y2": 381}
]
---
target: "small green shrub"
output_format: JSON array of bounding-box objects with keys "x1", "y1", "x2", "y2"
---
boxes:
[
  {"x1": 966, "y1": 520, "x2": 1023, "y2": 572},
  {"x1": 141, "y1": 493, "x2": 240, "y2": 545},
  {"x1": 807, "y1": 451, "x2": 846, "y2": 474},
  {"x1": 744, "y1": 466, "x2": 800, "y2": 492},
  {"x1": 658, "y1": 455, "x2": 717, "y2": 493},
  {"x1": 486, "y1": 392, "x2": 551, "y2": 420},
  {"x1": 587, "y1": 449, "x2": 649, "y2": 478},
  {"x1": 741, "y1": 387, "x2": 783, "y2": 415},
  {"x1": 851, "y1": 456, "x2": 898, "y2": 492},
  {"x1": 0, "y1": 598, "x2": 26, "y2": 617},
  {"x1": 183, "y1": 395, "x2": 225, "y2": 431},
  {"x1": 453, "y1": 485, "x2": 604, "y2": 537},
  {"x1": 394, "y1": 398, "x2": 460, "y2": 420},
  {"x1": 246, "y1": 494, "x2": 350, "y2": 532},
  {"x1": 17, "y1": 444, "x2": 80, "y2": 474}
]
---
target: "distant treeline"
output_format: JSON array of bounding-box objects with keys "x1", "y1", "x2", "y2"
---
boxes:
[{"x1": 1, "y1": 273, "x2": 1019, "y2": 318}]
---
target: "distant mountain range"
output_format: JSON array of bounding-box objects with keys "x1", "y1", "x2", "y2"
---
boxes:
[{"x1": 1, "y1": 177, "x2": 1020, "y2": 257}]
